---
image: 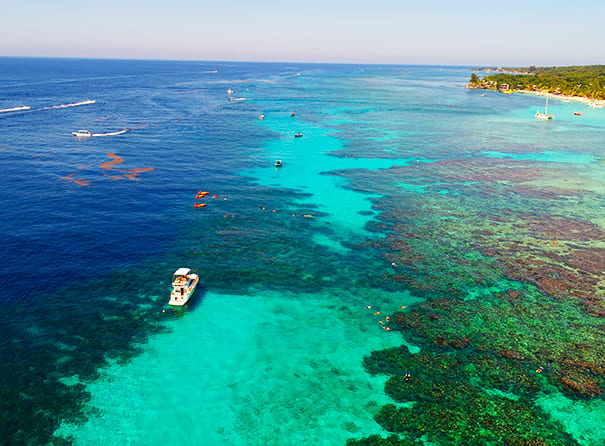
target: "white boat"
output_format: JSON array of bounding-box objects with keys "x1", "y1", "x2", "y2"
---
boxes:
[
  {"x1": 535, "y1": 96, "x2": 554, "y2": 120},
  {"x1": 72, "y1": 130, "x2": 92, "y2": 137},
  {"x1": 168, "y1": 268, "x2": 199, "y2": 306},
  {"x1": 227, "y1": 88, "x2": 234, "y2": 94}
]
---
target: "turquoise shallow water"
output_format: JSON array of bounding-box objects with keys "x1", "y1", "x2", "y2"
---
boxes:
[
  {"x1": 50, "y1": 68, "x2": 428, "y2": 444},
  {"x1": 242, "y1": 113, "x2": 414, "y2": 240},
  {"x1": 55, "y1": 290, "x2": 415, "y2": 445},
  {"x1": 1, "y1": 60, "x2": 604, "y2": 445}
]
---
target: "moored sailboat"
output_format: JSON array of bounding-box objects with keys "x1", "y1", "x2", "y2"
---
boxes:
[{"x1": 535, "y1": 96, "x2": 554, "y2": 120}]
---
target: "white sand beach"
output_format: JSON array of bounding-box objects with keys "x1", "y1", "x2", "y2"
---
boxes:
[{"x1": 515, "y1": 90, "x2": 605, "y2": 108}]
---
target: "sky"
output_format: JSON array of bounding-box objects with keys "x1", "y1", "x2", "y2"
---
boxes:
[{"x1": 1, "y1": 0, "x2": 604, "y2": 66}]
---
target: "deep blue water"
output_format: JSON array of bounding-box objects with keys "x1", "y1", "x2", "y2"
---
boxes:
[{"x1": 2, "y1": 59, "x2": 268, "y2": 300}]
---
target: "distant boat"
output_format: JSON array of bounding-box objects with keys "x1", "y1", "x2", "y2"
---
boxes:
[
  {"x1": 275, "y1": 159, "x2": 282, "y2": 167},
  {"x1": 259, "y1": 114, "x2": 265, "y2": 120},
  {"x1": 227, "y1": 88, "x2": 234, "y2": 94},
  {"x1": 72, "y1": 130, "x2": 92, "y2": 138},
  {"x1": 168, "y1": 268, "x2": 199, "y2": 306},
  {"x1": 574, "y1": 112, "x2": 582, "y2": 116},
  {"x1": 535, "y1": 96, "x2": 554, "y2": 120},
  {"x1": 290, "y1": 112, "x2": 296, "y2": 117},
  {"x1": 294, "y1": 132, "x2": 303, "y2": 138}
]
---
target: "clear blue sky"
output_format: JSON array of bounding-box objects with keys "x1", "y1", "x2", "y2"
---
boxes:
[{"x1": 1, "y1": 0, "x2": 603, "y2": 65}]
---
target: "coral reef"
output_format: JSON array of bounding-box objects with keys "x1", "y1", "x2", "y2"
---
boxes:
[
  {"x1": 346, "y1": 155, "x2": 604, "y2": 444},
  {"x1": 361, "y1": 346, "x2": 578, "y2": 445}
]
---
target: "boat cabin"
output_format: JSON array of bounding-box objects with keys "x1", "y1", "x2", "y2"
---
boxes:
[
  {"x1": 72, "y1": 130, "x2": 92, "y2": 138},
  {"x1": 172, "y1": 268, "x2": 192, "y2": 285}
]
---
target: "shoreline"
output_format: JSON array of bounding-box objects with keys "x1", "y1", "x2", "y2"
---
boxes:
[
  {"x1": 468, "y1": 84, "x2": 605, "y2": 108},
  {"x1": 515, "y1": 90, "x2": 605, "y2": 108}
]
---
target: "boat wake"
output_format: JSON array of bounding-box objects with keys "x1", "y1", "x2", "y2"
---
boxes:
[
  {"x1": 0, "y1": 106, "x2": 31, "y2": 113},
  {"x1": 48, "y1": 99, "x2": 96, "y2": 109},
  {"x1": 1, "y1": 100, "x2": 95, "y2": 117},
  {"x1": 91, "y1": 129, "x2": 128, "y2": 137}
]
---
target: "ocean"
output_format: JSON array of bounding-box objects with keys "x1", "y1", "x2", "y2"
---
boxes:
[{"x1": 1, "y1": 58, "x2": 603, "y2": 445}]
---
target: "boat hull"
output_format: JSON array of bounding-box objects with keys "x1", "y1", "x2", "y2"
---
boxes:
[
  {"x1": 168, "y1": 274, "x2": 199, "y2": 306},
  {"x1": 535, "y1": 112, "x2": 553, "y2": 120}
]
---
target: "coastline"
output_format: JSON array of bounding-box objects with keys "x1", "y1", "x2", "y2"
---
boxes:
[
  {"x1": 467, "y1": 84, "x2": 605, "y2": 108},
  {"x1": 515, "y1": 89, "x2": 605, "y2": 108}
]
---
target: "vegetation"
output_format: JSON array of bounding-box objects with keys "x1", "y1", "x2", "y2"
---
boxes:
[{"x1": 468, "y1": 65, "x2": 605, "y2": 99}]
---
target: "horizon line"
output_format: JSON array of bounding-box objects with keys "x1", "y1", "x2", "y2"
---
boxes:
[{"x1": 2, "y1": 55, "x2": 602, "y2": 69}]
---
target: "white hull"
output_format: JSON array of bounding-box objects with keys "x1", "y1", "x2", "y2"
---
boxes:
[
  {"x1": 535, "y1": 111, "x2": 553, "y2": 120},
  {"x1": 535, "y1": 96, "x2": 553, "y2": 120},
  {"x1": 72, "y1": 130, "x2": 92, "y2": 137},
  {"x1": 169, "y1": 273, "x2": 199, "y2": 306}
]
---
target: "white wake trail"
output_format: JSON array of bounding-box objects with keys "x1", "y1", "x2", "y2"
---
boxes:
[
  {"x1": 91, "y1": 129, "x2": 128, "y2": 137},
  {"x1": 50, "y1": 99, "x2": 96, "y2": 109},
  {"x1": 0, "y1": 106, "x2": 31, "y2": 113}
]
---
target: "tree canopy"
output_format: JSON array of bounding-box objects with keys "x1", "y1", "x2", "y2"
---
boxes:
[{"x1": 469, "y1": 65, "x2": 605, "y2": 99}]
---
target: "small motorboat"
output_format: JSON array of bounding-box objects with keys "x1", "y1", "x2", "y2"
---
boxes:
[
  {"x1": 294, "y1": 133, "x2": 303, "y2": 138},
  {"x1": 72, "y1": 130, "x2": 92, "y2": 138},
  {"x1": 290, "y1": 112, "x2": 296, "y2": 117},
  {"x1": 275, "y1": 159, "x2": 283, "y2": 167},
  {"x1": 259, "y1": 114, "x2": 265, "y2": 120},
  {"x1": 168, "y1": 268, "x2": 199, "y2": 306},
  {"x1": 574, "y1": 112, "x2": 582, "y2": 116},
  {"x1": 227, "y1": 88, "x2": 234, "y2": 94}
]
